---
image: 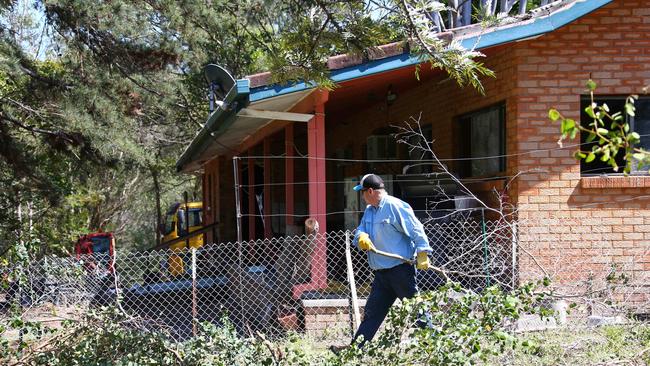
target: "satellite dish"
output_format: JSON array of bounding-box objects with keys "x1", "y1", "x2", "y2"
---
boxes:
[{"x1": 203, "y1": 64, "x2": 235, "y2": 102}]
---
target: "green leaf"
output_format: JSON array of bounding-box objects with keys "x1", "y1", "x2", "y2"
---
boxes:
[
  {"x1": 586, "y1": 133, "x2": 597, "y2": 143},
  {"x1": 549, "y1": 109, "x2": 561, "y2": 121},
  {"x1": 585, "y1": 152, "x2": 596, "y2": 163},
  {"x1": 586, "y1": 79, "x2": 597, "y2": 91},
  {"x1": 625, "y1": 103, "x2": 636, "y2": 117},
  {"x1": 564, "y1": 118, "x2": 575, "y2": 131},
  {"x1": 597, "y1": 128, "x2": 609, "y2": 135}
]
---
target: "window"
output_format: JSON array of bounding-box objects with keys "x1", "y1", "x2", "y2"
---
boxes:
[
  {"x1": 580, "y1": 96, "x2": 650, "y2": 176},
  {"x1": 456, "y1": 103, "x2": 506, "y2": 177},
  {"x1": 90, "y1": 236, "x2": 111, "y2": 268},
  {"x1": 188, "y1": 208, "x2": 203, "y2": 227},
  {"x1": 176, "y1": 208, "x2": 203, "y2": 236}
]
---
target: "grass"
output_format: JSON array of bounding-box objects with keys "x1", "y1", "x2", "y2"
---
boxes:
[{"x1": 497, "y1": 323, "x2": 650, "y2": 365}]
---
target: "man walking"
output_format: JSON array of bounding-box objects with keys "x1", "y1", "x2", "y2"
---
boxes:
[{"x1": 352, "y1": 173, "x2": 432, "y2": 345}]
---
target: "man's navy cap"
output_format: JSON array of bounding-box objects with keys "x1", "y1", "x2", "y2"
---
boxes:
[{"x1": 353, "y1": 174, "x2": 385, "y2": 191}]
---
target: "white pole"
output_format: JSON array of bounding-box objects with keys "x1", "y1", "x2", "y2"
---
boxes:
[
  {"x1": 191, "y1": 248, "x2": 197, "y2": 336},
  {"x1": 232, "y1": 156, "x2": 245, "y2": 324},
  {"x1": 345, "y1": 231, "x2": 361, "y2": 332},
  {"x1": 510, "y1": 221, "x2": 517, "y2": 289},
  {"x1": 233, "y1": 156, "x2": 242, "y2": 244}
]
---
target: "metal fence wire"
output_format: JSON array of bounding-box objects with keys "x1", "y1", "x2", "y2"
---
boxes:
[{"x1": 2, "y1": 217, "x2": 648, "y2": 341}]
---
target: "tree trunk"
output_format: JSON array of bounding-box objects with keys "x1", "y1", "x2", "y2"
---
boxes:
[
  {"x1": 448, "y1": 0, "x2": 458, "y2": 29},
  {"x1": 461, "y1": 0, "x2": 472, "y2": 26},
  {"x1": 519, "y1": 0, "x2": 528, "y2": 15}
]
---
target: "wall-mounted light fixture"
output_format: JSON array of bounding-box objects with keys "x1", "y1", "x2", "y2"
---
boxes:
[{"x1": 386, "y1": 84, "x2": 398, "y2": 105}]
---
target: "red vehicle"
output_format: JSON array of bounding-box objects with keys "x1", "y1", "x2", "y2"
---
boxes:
[{"x1": 75, "y1": 232, "x2": 115, "y2": 273}]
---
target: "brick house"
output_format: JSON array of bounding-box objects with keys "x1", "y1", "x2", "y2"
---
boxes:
[{"x1": 177, "y1": 0, "x2": 649, "y2": 308}]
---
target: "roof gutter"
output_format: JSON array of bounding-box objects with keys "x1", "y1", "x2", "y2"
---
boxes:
[{"x1": 176, "y1": 79, "x2": 250, "y2": 172}]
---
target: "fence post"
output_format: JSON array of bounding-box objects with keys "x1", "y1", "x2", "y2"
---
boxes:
[
  {"x1": 233, "y1": 156, "x2": 242, "y2": 244},
  {"x1": 481, "y1": 209, "x2": 491, "y2": 288},
  {"x1": 511, "y1": 222, "x2": 518, "y2": 289},
  {"x1": 191, "y1": 248, "x2": 197, "y2": 337},
  {"x1": 113, "y1": 249, "x2": 123, "y2": 312},
  {"x1": 345, "y1": 231, "x2": 361, "y2": 336}
]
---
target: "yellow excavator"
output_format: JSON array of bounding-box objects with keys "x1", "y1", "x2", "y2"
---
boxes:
[{"x1": 160, "y1": 202, "x2": 204, "y2": 276}]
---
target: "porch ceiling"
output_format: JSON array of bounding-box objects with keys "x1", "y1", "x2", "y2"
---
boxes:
[{"x1": 180, "y1": 89, "x2": 313, "y2": 172}]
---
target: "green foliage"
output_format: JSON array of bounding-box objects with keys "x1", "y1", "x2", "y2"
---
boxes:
[
  {"x1": 551, "y1": 80, "x2": 650, "y2": 174},
  {"x1": 331, "y1": 282, "x2": 546, "y2": 365},
  {"x1": 0, "y1": 0, "x2": 203, "y2": 256},
  {"x1": 2, "y1": 308, "x2": 321, "y2": 366},
  {"x1": 1, "y1": 282, "x2": 551, "y2": 366},
  {"x1": 398, "y1": 1, "x2": 495, "y2": 94},
  {"x1": 10, "y1": 281, "x2": 646, "y2": 365}
]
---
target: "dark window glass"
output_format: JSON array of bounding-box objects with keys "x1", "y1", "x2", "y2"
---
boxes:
[
  {"x1": 90, "y1": 237, "x2": 111, "y2": 254},
  {"x1": 188, "y1": 208, "x2": 203, "y2": 227},
  {"x1": 580, "y1": 96, "x2": 650, "y2": 175},
  {"x1": 457, "y1": 104, "x2": 506, "y2": 178},
  {"x1": 631, "y1": 98, "x2": 650, "y2": 172},
  {"x1": 90, "y1": 236, "x2": 111, "y2": 268}
]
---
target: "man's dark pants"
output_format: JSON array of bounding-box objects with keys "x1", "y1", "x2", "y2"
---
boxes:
[{"x1": 353, "y1": 263, "x2": 420, "y2": 345}]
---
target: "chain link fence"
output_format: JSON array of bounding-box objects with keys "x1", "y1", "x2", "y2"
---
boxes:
[{"x1": 2, "y1": 216, "x2": 648, "y2": 341}]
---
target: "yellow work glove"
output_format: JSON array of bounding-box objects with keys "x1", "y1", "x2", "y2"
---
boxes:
[
  {"x1": 416, "y1": 251, "x2": 431, "y2": 270},
  {"x1": 358, "y1": 233, "x2": 376, "y2": 252}
]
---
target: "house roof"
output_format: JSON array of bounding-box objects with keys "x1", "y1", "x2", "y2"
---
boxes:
[
  {"x1": 246, "y1": 0, "x2": 613, "y2": 102},
  {"x1": 177, "y1": 0, "x2": 613, "y2": 173}
]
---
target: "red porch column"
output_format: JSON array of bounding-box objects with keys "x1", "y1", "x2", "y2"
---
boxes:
[
  {"x1": 285, "y1": 125, "x2": 294, "y2": 226},
  {"x1": 293, "y1": 90, "x2": 329, "y2": 298},
  {"x1": 263, "y1": 138, "x2": 272, "y2": 238}
]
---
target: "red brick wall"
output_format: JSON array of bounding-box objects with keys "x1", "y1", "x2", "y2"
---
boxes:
[
  {"x1": 512, "y1": 0, "x2": 650, "y2": 307},
  {"x1": 325, "y1": 44, "x2": 520, "y2": 212}
]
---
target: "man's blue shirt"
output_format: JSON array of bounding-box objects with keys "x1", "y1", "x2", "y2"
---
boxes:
[{"x1": 354, "y1": 194, "x2": 432, "y2": 270}]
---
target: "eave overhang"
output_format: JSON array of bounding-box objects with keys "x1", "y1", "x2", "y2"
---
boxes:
[{"x1": 176, "y1": 79, "x2": 250, "y2": 173}]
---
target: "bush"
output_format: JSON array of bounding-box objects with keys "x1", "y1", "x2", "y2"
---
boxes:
[
  {"x1": 2, "y1": 282, "x2": 548, "y2": 365},
  {"x1": 332, "y1": 282, "x2": 546, "y2": 365}
]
